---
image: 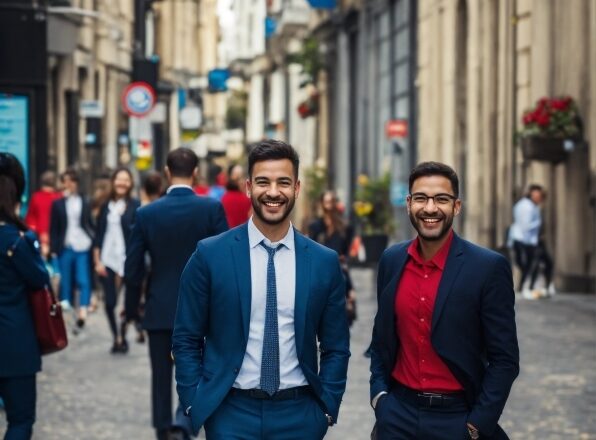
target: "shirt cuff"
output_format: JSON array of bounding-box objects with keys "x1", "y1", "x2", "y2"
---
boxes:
[{"x1": 371, "y1": 391, "x2": 388, "y2": 409}]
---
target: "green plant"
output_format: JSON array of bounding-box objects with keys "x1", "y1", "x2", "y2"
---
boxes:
[
  {"x1": 353, "y1": 173, "x2": 395, "y2": 235},
  {"x1": 303, "y1": 165, "x2": 328, "y2": 214},
  {"x1": 286, "y1": 37, "x2": 323, "y2": 86},
  {"x1": 226, "y1": 91, "x2": 247, "y2": 129}
]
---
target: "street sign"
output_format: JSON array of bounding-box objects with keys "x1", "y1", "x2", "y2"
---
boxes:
[
  {"x1": 79, "y1": 100, "x2": 104, "y2": 118},
  {"x1": 385, "y1": 119, "x2": 408, "y2": 139},
  {"x1": 121, "y1": 82, "x2": 156, "y2": 117}
]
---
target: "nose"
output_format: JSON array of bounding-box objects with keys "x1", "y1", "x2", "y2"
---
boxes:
[
  {"x1": 423, "y1": 198, "x2": 439, "y2": 213},
  {"x1": 267, "y1": 183, "x2": 281, "y2": 197}
]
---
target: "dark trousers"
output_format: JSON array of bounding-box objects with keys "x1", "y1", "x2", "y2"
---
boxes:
[
  {"x1": 147, "y1": 330, "x2": 192, "y2": 437},
  {"x1": 513, "y1": 241, "x2": 537, "y2": 288},
  {"x1": 204, "y1": 390, "x2": 329, "y2": 440},
  {"x1": 374, "y1": 388, "x2": 469, "y2": 440},
  {"x1": 0, "y1": 375, "x2": 36, "y2": 440},
  {"x1": 99, "y1": 267, "x2": 120, "y2": 340},
  {"x1": 529, "y1": 241, "x2": 553, "y2": 289}
]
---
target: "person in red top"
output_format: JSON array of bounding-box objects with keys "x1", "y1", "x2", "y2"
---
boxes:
[
  {"x1": 25, "y1": 171, "x2": 62, "y2": 257},
  {"x1": 370, "y1": 162, "x2": 519, "y2": 440},
  {"x1": 220, "y1": 164, "x2": 252, "y2": 228}
]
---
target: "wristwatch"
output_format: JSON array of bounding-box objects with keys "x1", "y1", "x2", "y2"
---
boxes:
[
  {"x1": 325, "y1": 413, "x2": 334, "y2": 426},
  {"x1": 467, "y1": 423, "x2": 480, "y2": 439}
]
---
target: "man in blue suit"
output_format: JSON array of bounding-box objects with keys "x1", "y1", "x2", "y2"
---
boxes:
[
  {"x1": 173, "y1": 140, "x2": 350, "y2": 439},
  {"x1": 370, "y1": 162, "x2": 519, "y2": 440},
  {"x1": 125, "y1": 148, "x2": 228, "y2": 440}
]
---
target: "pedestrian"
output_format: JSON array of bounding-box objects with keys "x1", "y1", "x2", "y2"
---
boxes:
[
  {"x1": 25, "y1": 170, "x2": 62, "y2": 258},
  {"x1": 370, "y1": 162, "x2": 519, "y2": 440},
  {"x1": 221, "y1": 163, "x2": 252, "y2": 227},
  {"x1": 508, "y1": 184, "x2": 552, "y2": 298},
  {"x1": 49, "y1": 169, "x2": 94, "y2": 328},
  {"x1": 173, "y1": 140, "x2": 350, "y2": 439},
  {"x1": 125, "y1": 148, "x2": 228, "y2": 440},
  {"x1": 308, "y1": 190, "x2": 357, "y2": 326},
  {"x1": 0, "y1": 152, "x2": 51, "y2": 439},
  {"x1": 141, "y1": 171, "x2": 164, "y2": 205},
  {"x1": 93, "y1": 167, "x2": 140, "y2": 354}
]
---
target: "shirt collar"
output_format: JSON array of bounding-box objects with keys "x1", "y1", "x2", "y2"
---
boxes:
[
  {"x1": 247, "y1": 217, "x2": 294, "y2": 250},
  {"x1": 166, "y1": 184, "x2": 193, "y2": 194},
  {"x1": 407, "y1": 229, "x2": 454, "y2": 270}
]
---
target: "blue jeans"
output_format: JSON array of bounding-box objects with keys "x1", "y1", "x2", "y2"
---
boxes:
[{"x1": 58, "y1": 248, "x2": 91, "y2": 307}]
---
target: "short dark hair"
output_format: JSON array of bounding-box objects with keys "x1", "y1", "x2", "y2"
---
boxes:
[
  {"x1": 408, "y1": 161, "x2": 460, "y2": 197},
  {"x1": 527, "y1": 184, "x2": 544, "y2": 194},
  {"x1": 61, "y1": 168, "x2": 79, "y2": 183},
  {"x1": 143, "y1": 171, "x2": 163, "y2": 197},
  {"x1": 247, "y1": 139, "x2": 300, "y2": 179},
  {"x1": 0, "y1": 152, "x2": 27, "y2": 230},
  {"x1": 166, "y1": 148, "x2": 198, "y2": 178}
]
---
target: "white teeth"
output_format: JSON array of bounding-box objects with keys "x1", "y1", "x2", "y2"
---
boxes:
[
  {"x1": 422, "y1": 218, "x2": 440, "y2": 223},
  {"x1": 264, "y1": 202, "x2": 281, "y2": 207}
]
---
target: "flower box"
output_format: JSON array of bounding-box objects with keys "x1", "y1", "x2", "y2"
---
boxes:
[{"x1": 520, "y1": 137, "x2": 573, "y2": 164}]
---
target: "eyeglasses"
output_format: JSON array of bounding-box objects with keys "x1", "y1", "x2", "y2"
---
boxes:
[{"x1": 409, "y1": 193, "x2": 457, "y2": 205}]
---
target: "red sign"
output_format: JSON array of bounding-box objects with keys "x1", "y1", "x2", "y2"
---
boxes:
[
  {"x1": 121, "y1": 82, "x2": 156, "y2": 117},
  {"x1": 385, "y1": 119, "x2": 408, "y2": 139}
]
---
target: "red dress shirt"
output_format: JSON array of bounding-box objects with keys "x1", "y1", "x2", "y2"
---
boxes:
[
  {"x1": 391, "y1": 230, "x2": 463, "y2": 392},
  {"x1": 221, "y1": 189, "x2": 252, "y2": 228},
  {"x1": 25, "y1": 190, "x2": 62, "y2": 245}
]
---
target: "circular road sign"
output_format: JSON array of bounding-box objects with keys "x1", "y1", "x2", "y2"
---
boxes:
[{"x1": 122, "y1": 82, "x2": 156, "y2": 117}]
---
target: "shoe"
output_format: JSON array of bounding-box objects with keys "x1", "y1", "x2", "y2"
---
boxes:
[
  {"x1": 60, "y1": 300, "x2": 72, "y2": 311},
  {"x1": 522, "y1": 288, "x2": 535, "y2": 300},
  {"x1": 76, "y1": 318, "x2": 85, "y2": 328},
  {"x1": 110, "y1": 342, "x2": 121, "y2": 354},
  {"x1": 547, "y1": 283, "x2": 557, "y2": 296},
  {"x1": 136, "y1": 330, "x2": 146, "y2": 344},
  {"x1": 119, "y1": 339, "x2": 129, "y2": 354}
]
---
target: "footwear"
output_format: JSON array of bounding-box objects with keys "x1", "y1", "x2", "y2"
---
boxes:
[
  {"x1": 119, "y1": 339, "x2": 129, "y2": 353},
  {"x1": 522, "y1": 288, "x2": 535, "y2": 300},
  {"x1": 110, "y1": 342, "x2": 121, "y2": 354},
  {"x1": 60, "y1": 300, "x2": 72, "y2": 311},
  {"x1": 547, "y1": 283, "x2": 557, "y2": 296},
  {"x1": 76, "y1": 318, "x2": 86, "y2": 328}
]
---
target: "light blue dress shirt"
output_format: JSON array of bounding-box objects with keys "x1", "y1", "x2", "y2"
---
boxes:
[
  {"x1": 233, "y1": 218, "x2": 308, "y2": 390},
  {"x1": 509, "y1": 197, "x2": 541, "y2": 246}
]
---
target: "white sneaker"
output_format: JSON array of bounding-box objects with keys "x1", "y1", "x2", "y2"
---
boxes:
[
  {"x1": 522, "y1": 288, "x2": 535, "y2": 300},
  {"x1": 547, "y1": 283, "x2": 557, "y2": 296},
  {"x1": 60, "y1": 300, "x2": 72, "y2": 311}
]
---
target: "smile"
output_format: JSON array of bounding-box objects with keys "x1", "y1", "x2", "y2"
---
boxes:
[
  {"x1": 264, "y1": 201, "x2": 283, "y2": 207},
  {"x1": 421, "y1": 218, "x2": 441, "y2": 223}
]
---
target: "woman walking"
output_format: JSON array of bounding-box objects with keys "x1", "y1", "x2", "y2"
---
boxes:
[
  {"x1": 93, "y1": 167, "x2": 140, "y2": 353},
  {"x1": 0, "y1": 152, "x2": 51, "y2": 439}
]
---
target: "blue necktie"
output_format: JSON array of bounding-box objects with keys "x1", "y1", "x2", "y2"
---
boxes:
[{"x1": 259, "y1": 241, "x2": 283, "y2": 396}]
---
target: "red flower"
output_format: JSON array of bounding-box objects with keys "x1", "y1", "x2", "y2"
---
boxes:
[
  {"x1": 551, "y1": 99, "x2": 569, "y2": 111},
  {"x1": 522, "y1": 111, "x2": 535, "y2": 125},
  {"x1": 535, "y1": 111, "x2": 550, "y2": 127},
  {"x1": 537, "y1": 97, "x2": 550, "y2": 111}
]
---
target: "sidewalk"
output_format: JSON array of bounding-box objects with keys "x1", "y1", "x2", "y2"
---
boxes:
[{"x1": 1, "y1": 269, "x2": 594, "y2": 439}]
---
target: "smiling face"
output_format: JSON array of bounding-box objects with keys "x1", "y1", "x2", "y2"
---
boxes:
[
  {"x1": 407, "y1": 175, "x2": 461, "y2": 243},
  {"x1": 246, "y1": 159, "x2": 300, "y2": 230},
  {"x1": 112, "y1": 170, "x2": 132, "y2": 199}
]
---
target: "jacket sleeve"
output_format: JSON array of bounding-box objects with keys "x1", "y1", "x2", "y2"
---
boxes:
[
  {"x1": 10, "y1": 230, "x2": 50, "y2": 290},
  {"x1": 49, "y1": 200, "x2": 60, "y2": 255},
  {"x1": 317, "y1": 256, "x2": 350, "y2": 421},
  {"x1": 467, "y1": 255, "x2": 520, "y2": 436},
  {"x1": 124, "y1": 210, "x2": 147, "y2": 319},
  {"x1": 24, "y1": 194, "x2": 38, "y2": 232},
  {"x1": 172, "y1": 242, "x2": 209, "y2": 410},
  {"x1": 369, "y1": 253, "x2": 390, "y2": 401},
  {"x1": 211, "y1": 201, "x2": 229, "y2": 234}
]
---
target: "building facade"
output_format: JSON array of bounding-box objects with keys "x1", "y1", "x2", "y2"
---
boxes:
[{"x1": 416, "y1": 0, "x2": 595, "y2": 291}]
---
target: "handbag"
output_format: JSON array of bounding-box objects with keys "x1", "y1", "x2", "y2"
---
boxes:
[
  {"x1": 29, "y1": 286, "x2": 68, "y2": 355},
  {"x1": 4, "y1": 225, "x2": 68, "y2": 355}
]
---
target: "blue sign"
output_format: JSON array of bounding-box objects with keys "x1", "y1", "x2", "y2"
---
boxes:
[
  {"x1": 265, "y1": 17, "x2": 277, "y2": 38},
  {"x1": 391, "y1": 181, "x2": 409, "y2": 207},
  {"x1": 0, "y1": 94, "x2": 29, "y2": 202},
  {"x1": 208, "y1": 69, "x2": 231, "y2": 93},
  {"x1": 122, "y1": 82, "x2": 156, "y2": 117},
  {"x1": 307, "y1": 0, "x2": 336, "y2": 8}
]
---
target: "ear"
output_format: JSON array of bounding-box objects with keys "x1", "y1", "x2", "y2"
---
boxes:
[
  {"x1": 406, "y1": 195, "x2": 412, "y2": 215},
  {"x1": 294, "y1": 179, "x2": 301, "y2": 198},
  {"x1": 454, "y1": 199, "x2": 462, "y2": 216},
  {"x1": 246, "y1": 178, "x2": 252, "y2": 196}
]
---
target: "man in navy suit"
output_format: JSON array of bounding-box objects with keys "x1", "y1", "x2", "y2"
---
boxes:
[
  {"x1": 173, "y1": 140, "x2": 350, "y2": 439},
  {"x1": 370, "y1": 162, "x2": 519, "y2": 440},
  {"x1": 125, "y1": 148, "x2": 228, "y2": 440}
]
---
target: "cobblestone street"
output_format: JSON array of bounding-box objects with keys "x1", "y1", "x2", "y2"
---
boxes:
[{"x1": 1, "y1": 268, "x2": 594, "y2": 439}]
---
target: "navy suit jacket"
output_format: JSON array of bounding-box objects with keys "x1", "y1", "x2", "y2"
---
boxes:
[
  {"x1": 124, "y1": 187, "x2": 228, "y2": 330},
  {"x1": 0, "y1": 224, "x2": 50, "y2": 377},
  {"x1": 370, "y1": 234, "x2": 519, "y2": 439},
  {"x1": 173, "y1": 224, "x2": 351, "y2": 432},
  {"x1": 49, "y1": 196, "x2": 94, "y2": 256}
]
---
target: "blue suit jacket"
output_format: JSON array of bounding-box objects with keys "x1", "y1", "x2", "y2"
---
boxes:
[
  {"x1": 124, "y1": 187, "x2": 228, "y2": 330},
  {"x1": 173, "y1": 224, "x2": 351, "y2": 432},
  {"x1": 370, "y1": 234, "x2": 519, "y2": 439},
  {"x1": 0, "y1": 223, "x2": 50, "y2": 377}
]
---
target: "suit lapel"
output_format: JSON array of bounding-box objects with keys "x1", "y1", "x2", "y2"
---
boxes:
[
  {"x1": 293, "y1": 231, "x2": 310, "y2": 358},
  {"x1": 381, "y1": 246, "x2": 409, "y2": 362},
  {"x1": 431, "y1": 235, "x2": 465, "y2": 333},
  {"x1": 231, "y1": 224, "x2": 252, "y2": 344}
]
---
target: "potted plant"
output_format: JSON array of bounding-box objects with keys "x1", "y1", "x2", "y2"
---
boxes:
[
  {"x1": 353, "y1": 173, "x2": 395, "y2": 263},
  {"x1": 517, "y1": 96, "x2": 582, "y2": 164}
]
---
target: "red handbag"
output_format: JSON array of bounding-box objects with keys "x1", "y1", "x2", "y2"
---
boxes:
[{"x1": 29, "y1": 286, "x2": 68, "y2": 355}]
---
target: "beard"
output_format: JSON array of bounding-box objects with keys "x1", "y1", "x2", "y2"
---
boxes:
[
  {"x1": 408, "y1": 210, "x2": 454, "y2": 242},
  {"x1": 251, "y1": 193, "x2": 296, "y2": 226}
]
